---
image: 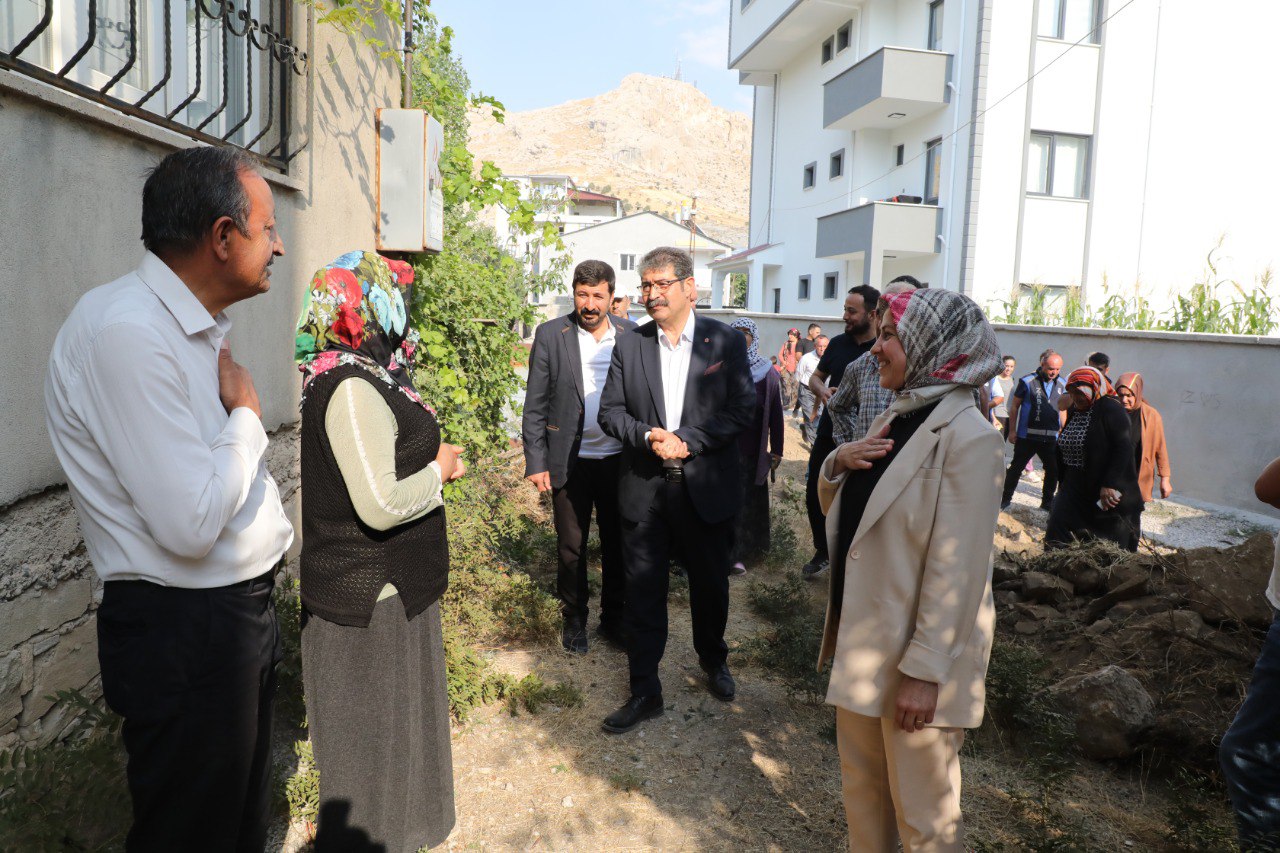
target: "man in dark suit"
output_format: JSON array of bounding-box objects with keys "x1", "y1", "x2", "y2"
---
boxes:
[
  {"x1": 597, "y1": 246, "x2": 756, "y2": 733},
  {"x1": 523, "y1": 260, "x2": 637, "y2": 654}
]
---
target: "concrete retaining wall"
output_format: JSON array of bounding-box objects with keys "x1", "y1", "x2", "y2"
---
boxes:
[{"x1": 703, "y1": 309, "x2": 1280, "y2": 519}]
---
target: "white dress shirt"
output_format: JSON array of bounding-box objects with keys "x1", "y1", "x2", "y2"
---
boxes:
[
  {"x1": 576, "y1": 322, "x2": 623, "y2": 459},
  {"x1": 797, "y1": 350, "x2": 821, "y2": 389},
  {"x1": 44, "y1": 252, "x2": 294, "y2": 588},
  {"x1": 656, "y1": 310, "x2": 696, "y2": 431}
]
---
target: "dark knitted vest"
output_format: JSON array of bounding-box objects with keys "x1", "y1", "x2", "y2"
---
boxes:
[{"x1": 299, "y1": 364, "x2": 449, "y2": 627}]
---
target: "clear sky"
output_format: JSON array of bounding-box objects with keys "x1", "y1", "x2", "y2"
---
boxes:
[{"x1": 429, "y1": 0, "x2": 751, "y2": 115}]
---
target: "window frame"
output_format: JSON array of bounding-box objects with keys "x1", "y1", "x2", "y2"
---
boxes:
[
  {"x1": 1037, "y1": 0, "x2": 1101, "y2": 44},
  {"x1": 802, "y1": 161, "x2": 817, "y2": 190},
  {"x1": 923, "y1": 137, "x2": 943, "y2": 205},
  {"x1": 620, "y1": 253, "x2": 636, "y2": 271},
  {"x1": 895, "y1": 144, "x2": 905, "y2": 167},
  {"x1": 772, "y1": 288, "x2": 782, "y2": 314},
  {"x1": 821, "y1": 36, "x2": 834, "y2": 64},
  {"x1": 829, "y1": 149, "x2": 844, "y2": 180},
  {"x1": 798, "y1": 275, "x2": 811, "y2": 301},
  {"x1": 823, "y1": 272, "x2": 839, "y2": 300},
  {"x1": 1025, "y1": 131, "x2": 1092, "y2": 199},
  {"x1": 836, "y1": 20, "x2": 852, "y2": 53},
  {"x1": 928, "y1": 0, "x2": 944, "y2": 51}
]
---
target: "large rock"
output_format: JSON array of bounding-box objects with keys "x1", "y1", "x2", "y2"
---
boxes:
[
  {"x1": 19, "y1": 621, "x2": 98, "y2": 725},
  {"x1": 1086, "y1": 574, "x2": 1151, "y2": 618},
  {"x1": 1048, "y1": 665, "x2": 1155, "y2": 760},
  {"x1": 0, "y1": 648, "x2": 32, "y2": 723},
  {"x1": 1176, "y1": 532, "x2": 1277, "y2": 628},
  {"x1": 0, "y1": 577, "x2": 92, "y2": 649},
  {"x1": 1129, "y1": 609, "x2": 1210, "y2": 640},
  {"x1": 1022, "y1": 572, "x2": 1074, "y2": 604}
]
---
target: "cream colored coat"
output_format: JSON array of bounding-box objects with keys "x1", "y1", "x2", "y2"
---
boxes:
[{"x1": 817, "y1": 388, "x2": 1003, "y2": 729}]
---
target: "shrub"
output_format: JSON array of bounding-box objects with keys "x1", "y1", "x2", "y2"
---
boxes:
[
  {"x1": 0, "y1": 691, "x2": 129, "y2": 851},
  {"x1": 742, "y1": 577, "x2": 828, "y2": 703}
]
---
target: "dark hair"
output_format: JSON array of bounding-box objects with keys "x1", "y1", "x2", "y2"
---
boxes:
[
  {"x1": 807, "y1": 323, "x2": 821, "y2": 333},
  {"x1": 141, "y1": 146, "x2": 259, "y2": 256},
  {"x1": 1002, "y1": 354, "x2": 1016, "y2": 362},
  {"x1": 887, "y1": 274, "x2": 922, "y2": 288},
  {"x1": 572, "y1": 259, "x2": 616, "y2": 292},
  {"x1": 639, "y1": 246, "x2": 694, "y2": 281},
  {"x1": 1087, "y1": 351, "x2": 1110, "y2": 369},
  {"x1": 847, "y1": 284, "x2": 881, "y2": 310}
]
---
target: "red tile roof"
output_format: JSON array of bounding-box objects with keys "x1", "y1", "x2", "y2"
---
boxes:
[{"x1": 569, "y1": 189, "x2": 621, "y2": 203}]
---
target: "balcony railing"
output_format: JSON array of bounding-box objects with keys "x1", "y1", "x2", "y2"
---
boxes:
[
  {"x1": 0, "y1": 0, "x2": 310, "y2": 171},
  {"x1": 823, "y1": 46, "x2": 950, "y2": 131},
  {"x1": 816, "y1": 201, "x2": 942, "y2": 261}
]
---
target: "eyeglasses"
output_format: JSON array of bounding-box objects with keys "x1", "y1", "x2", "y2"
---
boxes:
[{"x1": 639, "y1": 278, "x2": 686, "y2": 294}]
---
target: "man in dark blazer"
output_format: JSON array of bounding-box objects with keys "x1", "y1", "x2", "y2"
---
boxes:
[
  {"x1": 597, "y1": 246, "x2": 756, "y2": 733},
  {"x1": 523, "y1": 260, "x2": 637, "y2": 654}
]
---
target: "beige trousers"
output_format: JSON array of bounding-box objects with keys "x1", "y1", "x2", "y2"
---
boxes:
[{"x1": 835, "y1": 708, "x2": 966, "y2": 853}]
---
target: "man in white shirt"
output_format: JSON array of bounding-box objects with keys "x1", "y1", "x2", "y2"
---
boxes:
[
  {"x1": 796, "y1": 335, "x2": 827, "y2": 444},
  {"x1": 522, "y1": 261, "x2": 636, "y2": 654},
  {"x1": 597, "y1": 247, "x2": 756, "y2": 734},
  {"x1": 44, "y1": 146, "x2": 292, "y2": 852}
]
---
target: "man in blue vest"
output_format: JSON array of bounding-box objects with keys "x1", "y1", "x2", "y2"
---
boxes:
[{"x1": 1001, "y1": 349, "x2": 1066, "y2": 510}]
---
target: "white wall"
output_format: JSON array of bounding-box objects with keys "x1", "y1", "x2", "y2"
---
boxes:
[{"x1": 703, "y1": 308, "x2": 1280, "y2": 518}]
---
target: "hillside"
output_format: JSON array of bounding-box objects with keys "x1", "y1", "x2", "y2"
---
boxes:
[{"x1": 468, "y1": 73, "x2": 751, "y2": 248}]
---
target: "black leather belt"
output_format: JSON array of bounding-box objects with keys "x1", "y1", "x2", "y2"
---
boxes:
[{"x1": 663, "y1": 467, "x2": 685, "y2": 482}]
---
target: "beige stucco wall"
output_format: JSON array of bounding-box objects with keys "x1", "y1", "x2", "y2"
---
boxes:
[{"x1": 0, "y1": 14, "x2": 400, "y2": 747}]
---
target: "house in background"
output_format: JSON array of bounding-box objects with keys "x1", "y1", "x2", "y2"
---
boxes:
[
  {"x1": 717, "y1": 0, "x2": 1280, "y2": 317},
  {"x1": 542, "y1": 211, "x2": 733, "y2": 318}
]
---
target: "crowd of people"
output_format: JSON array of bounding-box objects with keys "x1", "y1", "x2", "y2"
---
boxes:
[{"x1": 39, "y1": 147, "x2": 1280, "y2": 852}]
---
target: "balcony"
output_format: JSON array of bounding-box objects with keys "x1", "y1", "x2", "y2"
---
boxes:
[
  {"x1": 731, "y1": 0, "x2": 862, "y2": 73},
  {"x1": 823, "y1": 47, "x2": 950, "y2": 131},
  {"x1": 816, "y1": 202, "x2": 941, "y2": 280}
]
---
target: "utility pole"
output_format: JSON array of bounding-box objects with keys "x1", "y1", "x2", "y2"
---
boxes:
[{"x1": 403, "y1": 0, "x2": 428, "y2": 108}]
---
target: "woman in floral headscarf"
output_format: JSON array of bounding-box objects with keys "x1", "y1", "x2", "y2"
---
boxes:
[
  {"x1": 728, "y1": 318, "x2": 784, "y2": 575},
  {"x1": 1046, "y1": 366, "x2": 1141, "y2": 551},
  {"x1": 296, "y1": 251, "x2": 463, "y2": 852},
  {"x1": 815, "y1": 288, "x2": 1004, "y2": 852}
]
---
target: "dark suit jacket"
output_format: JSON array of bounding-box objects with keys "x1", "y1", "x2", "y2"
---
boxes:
[
  {"x1": 522, "y1": 312, "x2": 637, "y2": 488},
  {"x1": 1056, "y1": 395, "x2": 1143, "y2": 516},
  {"x1": 598, "y1": 314, "x2": 756, "y2": 525}
]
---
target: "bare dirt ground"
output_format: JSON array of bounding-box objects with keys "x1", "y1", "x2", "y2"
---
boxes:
[{"x1": 277, "y1": 416, "x2": 1251, "y2": 851}]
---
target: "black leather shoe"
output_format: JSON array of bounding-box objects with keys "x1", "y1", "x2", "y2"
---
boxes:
[
  {"x1": 701, "y1": 661, "x2": 736, "y2": 702},
  {"x1": 596, "y1": 621, "x2": 627, "y2": 650},
  {"x1": 602, "y1": 695, "x2": 664, "y2": 734},
  {"x1": 561, "y1": 622, "x2": 588, "y2": 655}
]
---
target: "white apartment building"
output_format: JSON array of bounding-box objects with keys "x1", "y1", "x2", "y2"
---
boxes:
[
  {"x1": 713, "y1": 0, "x2": 1280, "y2": 317},
  {"x1": 488, "y1": 174, "x2": 623, "y2": 267}
]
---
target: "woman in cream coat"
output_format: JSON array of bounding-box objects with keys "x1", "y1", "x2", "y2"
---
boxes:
[{"x1": 817, "y1": 288, "x2": 1004, "y2": 852}]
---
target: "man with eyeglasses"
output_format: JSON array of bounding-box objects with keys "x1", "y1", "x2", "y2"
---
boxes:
[{"x1": 597, "y1": 246, "x2": 756, "y2": 734}]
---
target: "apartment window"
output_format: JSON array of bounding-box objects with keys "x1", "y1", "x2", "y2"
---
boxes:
[
  {"x1": 823, "y1": 273, "x2": 839, "y2": 300},
  {"x1": 773, "y1": 288, "x2": 782, "y2": 314},
  {"x1": 620, "y1": 254, "x2": 636, "y2": 271},
  {"x1": 1037, "y1": 0, "x2": 1100, "y2": 43},
  {"x1": 924, "y1": 138, "x2": 943, "y2": 204},
  {"x1": 1026, "y1": 132, "x2": 1091, "y2": 198},
  {"x1": 798, "y1": 275, "x2": 811, "y2": 300},
  {"x1": 829, "y1": 150, "x2": 844, "y2": 179},
  {"x1": 802, "y1": 162, "x2": 817, "y2": 189},
  {"x1": 928, "y1": 0, "x2": 944, "y2": 51},
  {"x1": 895, "y1": 144, "x2": 905, "y2": 166},
  {"x1": 741, "y1": 0, "x2": 753, "y2": 9},
  {"x1": 821, "y1": 36, "x2": 834, "y2": 64},
  {"x1": 836, "y1": 21, "x2": 852, "y2": 53}
]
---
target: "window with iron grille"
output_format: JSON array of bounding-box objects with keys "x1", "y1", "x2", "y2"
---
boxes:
[{"x1": 0, "y1": 0, "x2": 310, "y2": 171}]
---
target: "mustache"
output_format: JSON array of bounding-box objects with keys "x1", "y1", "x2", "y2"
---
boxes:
[{"x1": 647, "y1": 298, "x2": 669, "y2": 309}]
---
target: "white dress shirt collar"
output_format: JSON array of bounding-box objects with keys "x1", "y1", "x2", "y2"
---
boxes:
[
  {"x1": 136, "y1": 251, "x2": 225, "y2": 338},
  {"x1": 657, "y1": 310, "x2": 696, "y2": 352},
  {"x1": 576, "y1": 317, "x2": 617, "y2": 345}
]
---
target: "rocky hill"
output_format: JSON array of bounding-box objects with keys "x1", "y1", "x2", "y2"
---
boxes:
[{"x1": 468, "y1": 73, "x2": 751, "y2": 248}]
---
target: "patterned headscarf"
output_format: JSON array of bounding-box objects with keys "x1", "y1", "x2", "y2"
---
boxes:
[
  {"x1": 881, "y1": 288, "x2": 1002, "y2": 414},
  {"x1": 1065, "y1": 366, "x2": 1115, "y2": 410},
  {"x1": 730, "y1": 317, "x2": 772, "y2": 382},
  {"x1": 294, "y1": 251, "x2": 431, "y2": 411},
  {"x1": 1115, "y1": 371, "x2": 1144, "y2": 407}
]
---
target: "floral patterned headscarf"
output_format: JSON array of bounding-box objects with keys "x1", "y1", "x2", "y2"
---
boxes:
[
  {"x1": 881, "y1": 288, "x2": 1003, "y2": 414},
  {"x1": 1065, "y1": 366, "x2": 1115, "y2": 410},
  {"x1": 295, "y1": 250, "x2": 430, "y2": 411}
]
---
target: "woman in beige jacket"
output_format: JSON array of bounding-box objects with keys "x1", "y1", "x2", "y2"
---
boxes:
[{"x1": 817, "y1": 288, "x2": 1004, "y2": 852}]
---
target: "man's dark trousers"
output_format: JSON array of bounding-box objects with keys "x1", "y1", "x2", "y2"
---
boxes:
[
  {"x1": 97, "y1": 571, "x2": 280, "y2": 853},
  {"x1": 551, "y1": 454, "x2": 625, "y2": 630},
  {"x1": 1221, "y1": 611, "x2": 1280, "y2": 850},
  {"x1": 1002, "y1": 438, "x2": 1059, "y2": 506},
  {"x1": 622, "y1": 477, "x2": 731, "y2": 696},
  {"x1": 805, "y1": 434, "x2": 837, "y2": 560}
]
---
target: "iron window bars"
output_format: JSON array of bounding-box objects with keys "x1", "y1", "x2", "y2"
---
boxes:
[{"x1": 0, "y1": 0, "x2": 310, "y2": 171}]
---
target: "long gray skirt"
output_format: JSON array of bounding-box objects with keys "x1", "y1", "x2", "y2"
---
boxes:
[{"x1": 302, "y1": 597, "x2": 455, "y2": 853}]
